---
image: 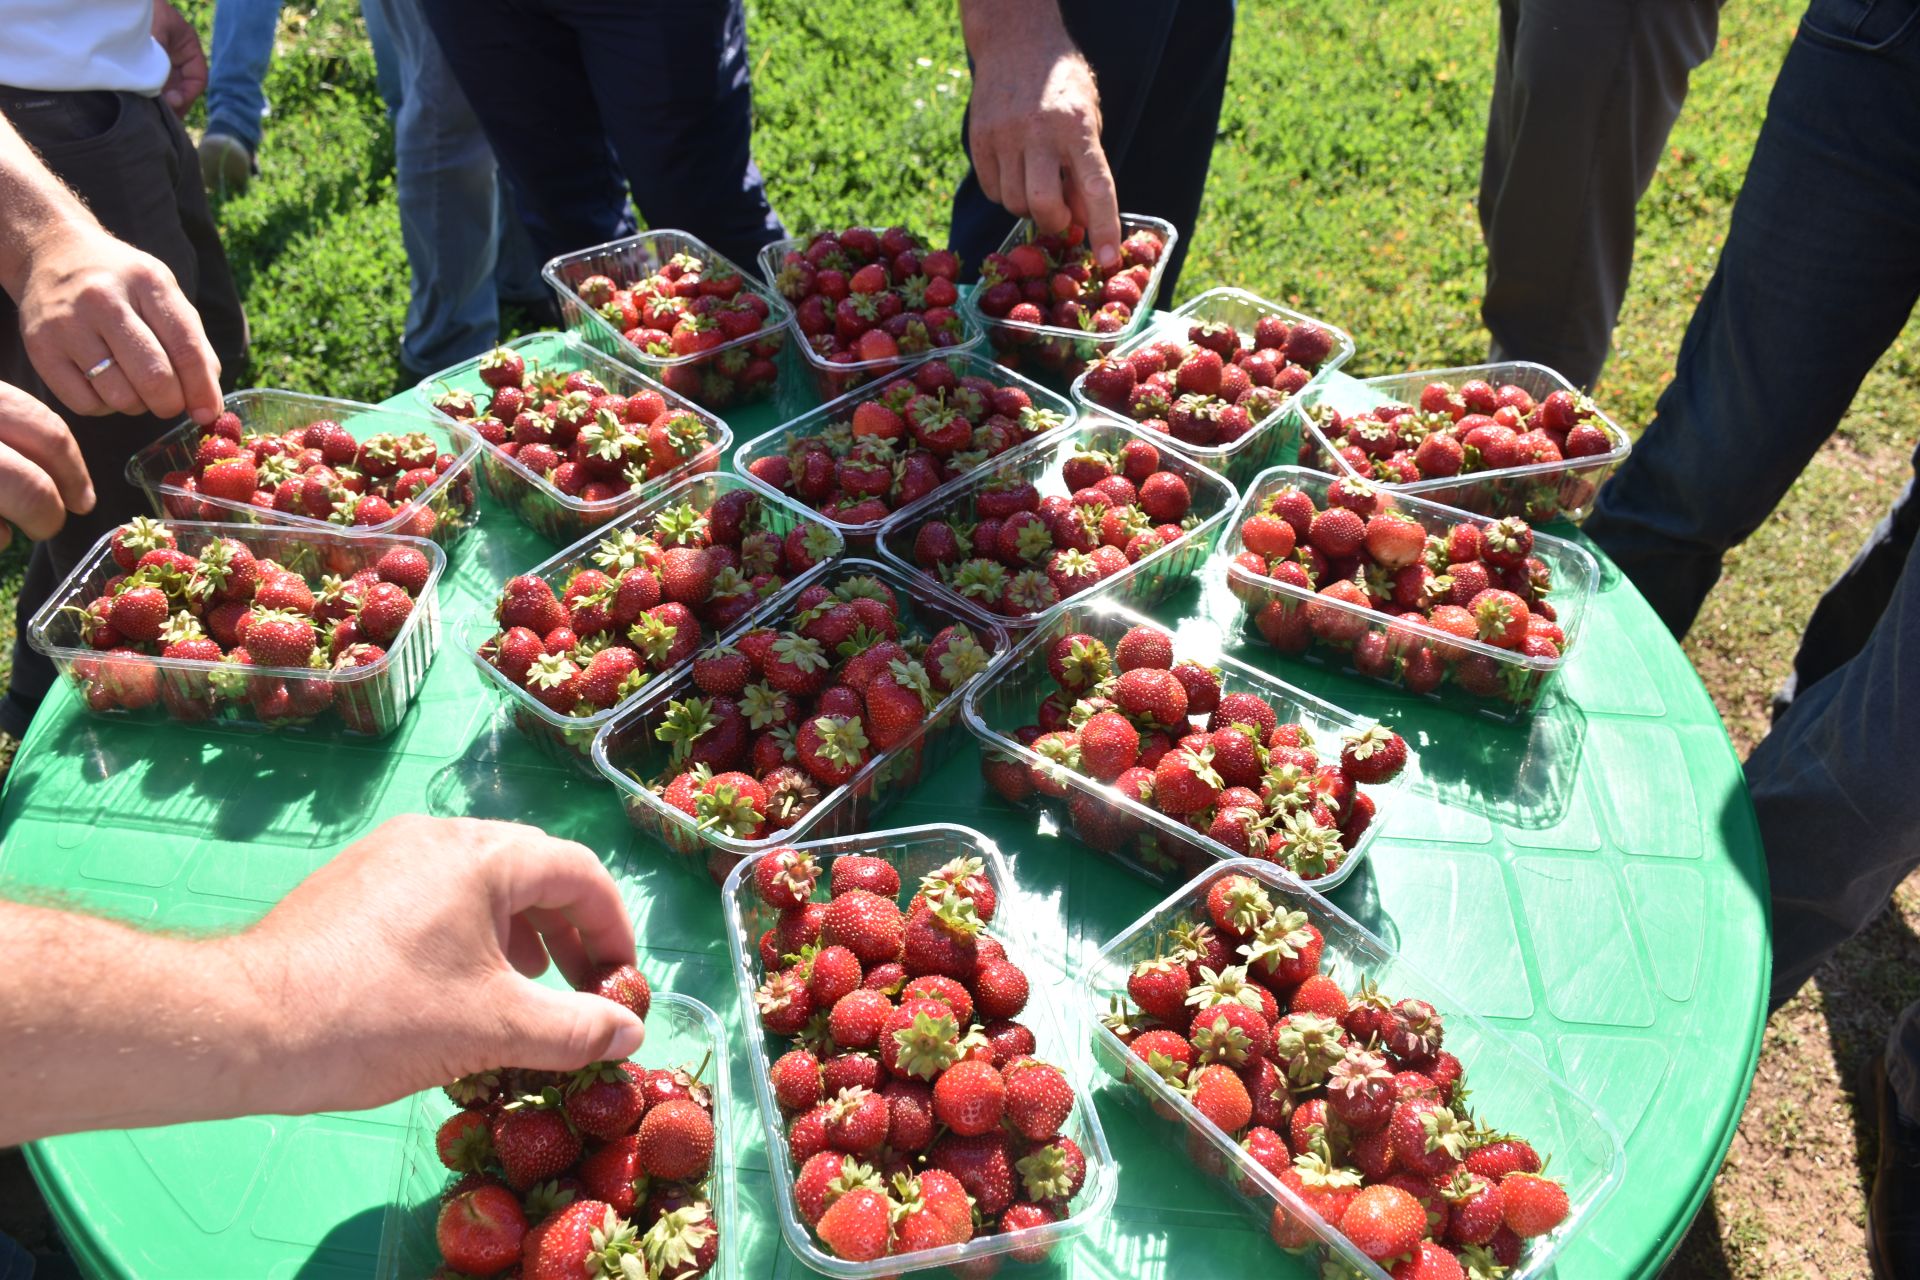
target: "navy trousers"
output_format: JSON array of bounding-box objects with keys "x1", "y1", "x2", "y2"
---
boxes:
[
  {"x1": 416, "y1": 0, "x2": 784, "y2": 273},
  {"x1": 948, "y1": 0, "x2": 1235, "y2": 301}
]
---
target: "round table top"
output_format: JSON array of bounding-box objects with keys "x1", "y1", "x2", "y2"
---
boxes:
[{"x1": 2, "y1": 372, "x2": 1767, "y2": 1279}]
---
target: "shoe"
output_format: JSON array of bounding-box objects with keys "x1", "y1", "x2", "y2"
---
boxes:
[
  {"x1": 198, "y1": 131, "x2": 254, "y2": 196},
  {"x1": 1861, "y1": 1053, "x2": 1920, "y2": 1278}
]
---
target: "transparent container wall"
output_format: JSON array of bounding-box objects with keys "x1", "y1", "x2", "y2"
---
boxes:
[
  {"x1": 415, "y1": 330, "x2": 731, "y2": 545},
  {"x1": 27, "y1": 521, "x2": 445, "y2": 738},
  {"x1": 1293, "y1": 361, "x2": 1632, "y2": 524},
  {"x1": 592, "y1": 559, "x2": 1008, "y2": 860},
  {"x1": 732, "y1": 349, "x2": 1078, "y2": 548},
  {"x1": 126, "y1": 388, "x2": 481, "y2": 551},
  {"x1": 965, "y1": 214, "x2": 1179, "y2": 394},
  {"x1": 1070, "y1": 288, "x2": 1356, "y2": 488},
  {"x1": 873, "y1": 415, "x2": 1238, "y2": 631},
  {"x1": 1084, "y1": 858, "x2": 1623, "y2": 1280},
  {"x1": 545, "y1": 228, "x2": 792, "y2": 417},
  {"x1": 466, "y1": 473, "x2": 842, "y2": 773},
  {"x1": 720, "y1": 824, "x2": 1118, "y2": 1279},
  {"x1": 959, "y1": 593, "x2": 1393, "y2": 891},
  {"x1": 377, "y1": 991, "x2": 736, "y2": 1280},
  {"x1": 1222, "y1": 465, "x2": 1600, "y2": 722}
]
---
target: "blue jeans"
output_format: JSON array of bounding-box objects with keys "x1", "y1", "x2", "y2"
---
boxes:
[
  {"x1": 414, "y1": 0, "x2": 782, "y2": 273},
  {"x1": 949, "y1": 0, "x2": 1234, "y2": 301},
  {"x1": 203, "y1": 0, "x2": 283, "y2": 151},
  {"x1": 1585, "y1": 0, "x2": 1920, "y2": 1121},
  {"x1": 359, "y1": 0, "x2": 544, "y2": 374}
]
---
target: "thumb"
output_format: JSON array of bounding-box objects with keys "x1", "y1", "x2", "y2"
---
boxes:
[{"x1": 494, "y1": 981, "x2": 646, "y2": 1072}]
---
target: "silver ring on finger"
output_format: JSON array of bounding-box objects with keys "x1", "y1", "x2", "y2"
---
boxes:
[{"x1": 84, "y1": 356, "x2": 115, "y2": 381}]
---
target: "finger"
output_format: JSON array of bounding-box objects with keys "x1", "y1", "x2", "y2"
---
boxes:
[
  {"x1": 523, "y1": 905, "x2": 592, "y2": 988},
  {"x1": 78, "y1": 357, "x2": 146, "y2": 418},
  {"x1": 33, "y1": 351, "x2": 111, "y2": 419},
  {"x1": 0, "y1": 441, "x2": 73, "y2": 541},
  {"x1": 1023, "y1": 147, "x2": 1072, "y2": 235},
  {"x1": 485, "y1": 823, "x2": 636, "y2": 971},
  {"x1": 99, "y1": 309, "x2": 190, "y2": 421},
  {"x1": 505, "y1": 916, "x2": 551, "y2": 979},
  {"x1": 970, "y1": 124, "x2": 1001, "y2": 206},
  {"x1": 1068, "y1": 140, "x2": 1123, "y2": 271},
  {"x1": 133, "y1": 273, "x2": 222, "y2": 423},
  {"x1": 493, "y1": 980, "x2": 645, "y2": 1073},
  {"x1": 997, "y1": 148, "x2": 1030, "y2": 218},
  {"x1": 0, "y1": 386, "x2": 93, "y2": 514}
]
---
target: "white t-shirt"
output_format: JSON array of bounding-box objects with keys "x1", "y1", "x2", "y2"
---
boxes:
[{"x1": 0, "y1": 2, "x2": 170, "y2": 95}]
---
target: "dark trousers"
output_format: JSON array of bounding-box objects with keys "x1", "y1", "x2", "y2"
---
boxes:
[
  {"x1": 1480, "y1": 0, "x2": 1722, "y2": 390},
  {"x1": 1582, "y1": 0, "x2": 1920, "y2": 1121},
  {"x1": 0, "y1": 89, "x2": 248, "y2": 738},
  {"x1": 948, "y1": 0, "x2": 1235, "y2": 301},
  {"x1": 416, "y1": 0, "x2": 783, "y2": 274}
]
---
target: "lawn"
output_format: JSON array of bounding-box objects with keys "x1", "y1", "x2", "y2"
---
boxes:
[{"x1": 8, "y1": 1, "x2": 1918, "y2": 1275}]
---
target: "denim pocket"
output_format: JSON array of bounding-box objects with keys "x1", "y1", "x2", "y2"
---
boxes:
[{"x1": 1800, "y1": 0, "x2": 1920, "y2": 51}]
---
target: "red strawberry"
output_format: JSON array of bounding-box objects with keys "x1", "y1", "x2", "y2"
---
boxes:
[
  {"x1": 1340, "y1": 1184, "x2": 1427, "y2": 1262},
  {"x1": 1114, "y1": 624, "x2": 1174, "y2": 671},
  {"x1": 490, "y1": 1099, "x2": 582, "y2": 1190},
  {"x1": 435, "y1": 1184, "x2": 528, "y2": 1277},
  {"x1": 816, "y1": 1187, "x2": 892, "y2": 1262},
  {"x1": 1340, "y1": 723, "x2": 1407, "y2": 784},
  {"x1": 636, "y1": 1098, "x2": 714, "y2": 1180},
  {"x1": 1188, "y1": 1063, "x2": 1253, "y2": 1133},
  {"x1": 1499, "y1": 1172, "x2": 1569, "y2": 1238},
  {"x1": 820, "y1": 889, "x2": 904, "y2": 964},
  {"x1": 932, "y1": 1059, "x2": 1006, "y2": 1135},
  {"x1": 1002, "y1": 1059, "x2": 1073, "y2": 1141},
  {"x1": 1077, "y1": 711, "x2": 1139, "y2": 780},
  {"x1": 1153, "y1": 746, "x2": 1222, "y2": 815},
  {"x1": 753, "y1": 846, "x2": 821, "y2": 910}
]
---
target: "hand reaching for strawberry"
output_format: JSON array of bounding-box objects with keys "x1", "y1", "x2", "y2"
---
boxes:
[
  {"x1": 0, "y1": 378, "x2": 94, "y2": 549},
  {"x1": 0, "y1": 815, "x2": 644, "y2": 1146},
  {"x1": 961, "y1": 0, "x2": 1123, "y2": 270}
]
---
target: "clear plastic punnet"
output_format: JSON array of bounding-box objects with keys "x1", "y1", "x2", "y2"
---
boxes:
[
  {"x1": 1084, "y1": 857, "x2": 1624, "y2": 1280},
  {"x1": 1222, "y1": 465, "x2": 1599, "y2": 721},
  {"x1": 874, "y1": 415, "x2": 1238, "y2": 632},
  {"x1": 1293, "y1": 361, "x2": 1632, "y2": 523},
  {"x1": 960, "y1": 593, "x2": 1402, "y2": 891},
  {"x1": 721, "y1": 824, "x2": 1118, "y2": 1278},
  {"x1": 415, "y1": 330, "x2": 731, "y2": 545},
  {"x1": 1069, "y1": 287, "x2": 1356, "y2": 487}
]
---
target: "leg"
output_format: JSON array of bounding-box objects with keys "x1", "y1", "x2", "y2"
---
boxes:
[
  {"x1": 1867, "y1": 999, "x2": 1920, "y2": 1275},
  {"x1": 204, "y1": 0, "x2": 284, "y2": 152},
  {"x1": 417, "y1": 0, "x2": 633, "y2": 263},
  {"x1": 1480, "y1": 0, "x2": 1721, "y2": 390},
  {"x1": 1582, "y1": 5, "x2": 1920, "y2": 637},
  {"x1": 568, "y1": 0, "x2": 784, "y2": 272},
  {"x1": 0, "y1": 93, "x2": 247, "y2": 736}
]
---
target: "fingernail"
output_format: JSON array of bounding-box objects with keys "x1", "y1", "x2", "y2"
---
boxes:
[
  {"x1": 80, "y1": 484, "x2": 96, "y2": 513},
  {"x1": 1097, "y1": 244, "x2": 1120, "y2": 269},
  {"x1": 609, "y1": 1018, "x2": 645, "y2": 1059}
]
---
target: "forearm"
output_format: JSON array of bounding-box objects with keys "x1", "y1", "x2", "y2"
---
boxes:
[
  {"x1": 961, "y1": 0, "x2": 1073, "y2": 60},
  {"x1": 0, "y1": 899, "x2": 276, "y2": 1145},
  {"x1": 0, "y1": 115, "x2": 101, "y2": 302}
]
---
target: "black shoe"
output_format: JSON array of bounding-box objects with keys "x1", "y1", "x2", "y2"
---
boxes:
[{"x1": 1862, "y1": 1053, "x2": 1920, "y2": 1278}]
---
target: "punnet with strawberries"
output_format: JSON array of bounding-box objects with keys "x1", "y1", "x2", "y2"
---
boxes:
[
  {"x1": 417, "y1": 331, "x2": 730, "y2": 545},
  {"x1": 376, "y1": 965, "x2": 734, "y2": 1280},
  {"x1": 961, "y1": 598, "x2": 1404, "y2": 890},
  {"x1": 965, "y1": 214, "x2": 1178, "y2": 390},
  {"x1": 722, "y1": 826, "x2": 1117, "y2": 1276},
  {"x1": 543, "y1": 229, "x2": 790, "y2": 415},
  {"x1": 127, "y1": 390, "x2": 480, "y2": 550},
  {"x1": 1084, "y1": 859, "x2": 1623, "y2": 1280},
  {"x1": 758, "y1": 223, "x2": 981, "y2": 408},
  {"x1": 28, "y1": 519, "x2": 444, "y2": 736},
  {"x1": 469, "y1": 474, "x2": 843, "y2": 768},
  {"x1": 875, "y1": 416, "x2": 1239, "y2": 628},
  {"x1": 1070, "y1": 287, "x2": 1354, "y2": 485},
  {"x1": 734, "y1": 351, "x2": 1076, "y2": 544},
  {"x1": 1294, "y1": 362, "x2": 1632, "y2": 523},
  {"x1": 1223, "y1": 465, "x2": 1600, "y2": 719},
  {"x1": 592, "y1": 562, "x2": 1005, "y2": 871}
]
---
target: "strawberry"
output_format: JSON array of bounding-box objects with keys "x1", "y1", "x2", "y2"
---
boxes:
[
  {"x1": 1340, "y1": 723, "x2": 1408, "y2": 784},
  {"x1": 794, "y1": 1151, "x2": 880, "y2": 1226},
  {"x1": 816, "y1": 1186, "x2": 892, "y2": 1262},
  {"x1": 1046, "y1": 633, "x2": 1112, "y2": 691},
  {"x1": 564, "y1": 1061, "x2": 646, "y2": 1140},
  {"x1": 831, "y1": 855, "x2": 902, "y2": 898},
  {"x1": 1114, "y1": 624, "x2": 1174, "y2": 671},
  {"x1": 796, "y1": 713, "x2": 870, "y2": 787},
  {"x1": 1112, "y1": 667, "x2": 1188, "y2": 727},
  {"x1": 754, "y1": 846, "x2": 821, "y2": 910},
  {"x1": 930, "y1": 1131, "x2": 1016, "y2": 1216},
  {"x1": 1153, "y1": 746, "x2": 1223, "y2": 815},
  {"x1": 1340, "y1": 1184, "x2": 1427, "y2": 1262},
  {"x1": 932, "y1": 1059, "x2": 1005, "y2": 1135},
  {"x1": 823, "y1": 1084, "x2": 891, "y2": 1152},
  {"x1": 522, "y1": 1200, "x2": 637, "y2": 1280},
  {"x1": 636, "y1": 1098, "x2": 714, "y2": 1180},
  {"x1": 435, "y1": 1184, "x2": 528, "y2": 1276},
  {"x1": 1499, "y1": 1171, "x2": 1569, "y2": 1237},
  {"x1": 820, "y1": 888, "x2": 904, "y2": 964},
  {"x1": 1188, "y1": 1063, "x2": 1253, "y2": 1133},
  {"x1": 491, "y1": 1098, "x2": 582, "y2": 1189},
  {"x1": 1002, "y1": 1059, "x2": 1074, "y2": 1141}
]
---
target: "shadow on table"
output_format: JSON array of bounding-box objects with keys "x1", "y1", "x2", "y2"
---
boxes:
[
  {"x1": 425, "y1": 705, "x2": 626, "y2": 850},
  {"x1": 290, "y1": 1204, "x2": 392, "y2": 1280},
  {"x1": 1367, "y1": 695, "x2": 1588, "y2": 833}
]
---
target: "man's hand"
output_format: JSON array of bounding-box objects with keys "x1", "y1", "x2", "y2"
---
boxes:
[
  {"x1": 0, "y1": 380, "x2": 93, "y2": 548},
  {"x1": 233, "y1": 816, "x2": 646, "y2": 1118},
  {"x1": 963, "y1": 0, "x2": 1122, "y2": 269},
  {"x1": 152, "y1": 1, "x2": 209, "y2": 118}
]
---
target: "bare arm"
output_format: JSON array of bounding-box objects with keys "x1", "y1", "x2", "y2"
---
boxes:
[
  {"x1": 0, "y1": 815, "x2": 645, "y2": 1146},
  {"x1": 961, "y1": 0, "x2": 1122, "y2": 268}
]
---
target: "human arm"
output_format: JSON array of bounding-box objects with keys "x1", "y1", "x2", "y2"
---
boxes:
[
  {"x1": 0, "y1": 110, "x2": 223, "y2": 423},
  {"x1": 0, "y1": 379, "x2": 94, "y2": 549},
  {"x1": 960, "y1": 0, "x2": 1122, "y2": 268},
  {"x1": 0, "y1": 815, "x2": 645, "y2": 1146},
  {"x1": 152, "y1": 1, "x2": 209, "y2": 117}
]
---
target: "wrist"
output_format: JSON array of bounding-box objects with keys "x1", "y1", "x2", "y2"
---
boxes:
[
  {"x1": 205, "y1": 929, "x2": 304, "y2": 1114},
  {"x1": 963, "y1": 0, "x2": 1072, "y2": 62}
]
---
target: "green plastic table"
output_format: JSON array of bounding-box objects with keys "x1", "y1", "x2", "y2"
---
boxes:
[{"x1": 0, "y1": 376, "x2": 1768, "y2": 1279}]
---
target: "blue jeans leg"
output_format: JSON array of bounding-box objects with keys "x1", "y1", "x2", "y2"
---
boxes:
[
  {"x1": 361, "y1": 0, "x2": 511, "y2": 374},
  {"x1": 1581, "y1": 0, "x2": 1920, "y2": 638},
  {"x1": 204, "y1": 0, "x2": 284, "y2": 151}
]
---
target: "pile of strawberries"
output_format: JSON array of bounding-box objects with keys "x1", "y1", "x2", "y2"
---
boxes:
[
  {"x1": 1229, "y1": 481, "x2": 1566, "y2": 704},
  {"x1": 982, "y1": 625, "x2": 1402, "y2": 883},
  {"x1": 63, "y1": 518, "x2": 428, "y2": 731},
  {"x1": 642, "y1": 575, "x2": 996, "y2": 842},
  {"x1": 572, "y1": 251, "x2": 782, "y2": 408},
  {"x1": 1079, "y1": 314, "x2": 1337, "y2": 449},
  {"x1": 477, "y1": 491, "x2": 840, "y2": 723},
  {"x1": 747, "y1": 848, "x2": 1090, "y2": 1264},
  {"x1": 742, "y1": 359, "x2": 1068, "y2": 528},
  {"x1": 159, "y1": 408, "x2": 471, "y2": 541},
  {"x1": 902, "y1": 438, "x2": 1201, "y2": 618},
  {"x1": 429, "y1": 346, "x2": 722, "y2": 503},
  {"x1": 769, "y1": 225, "x2": 969, "y2": 383},
  {"x1": 1103, "y1": 873, "x2": 1569, "y2": 1273},
  {"x1": 430, "y1": 963, "x2": 724, "y2": 1280},
  {"x1": 974, "y1": 223, "x2": 1167, "y2": 336}
]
